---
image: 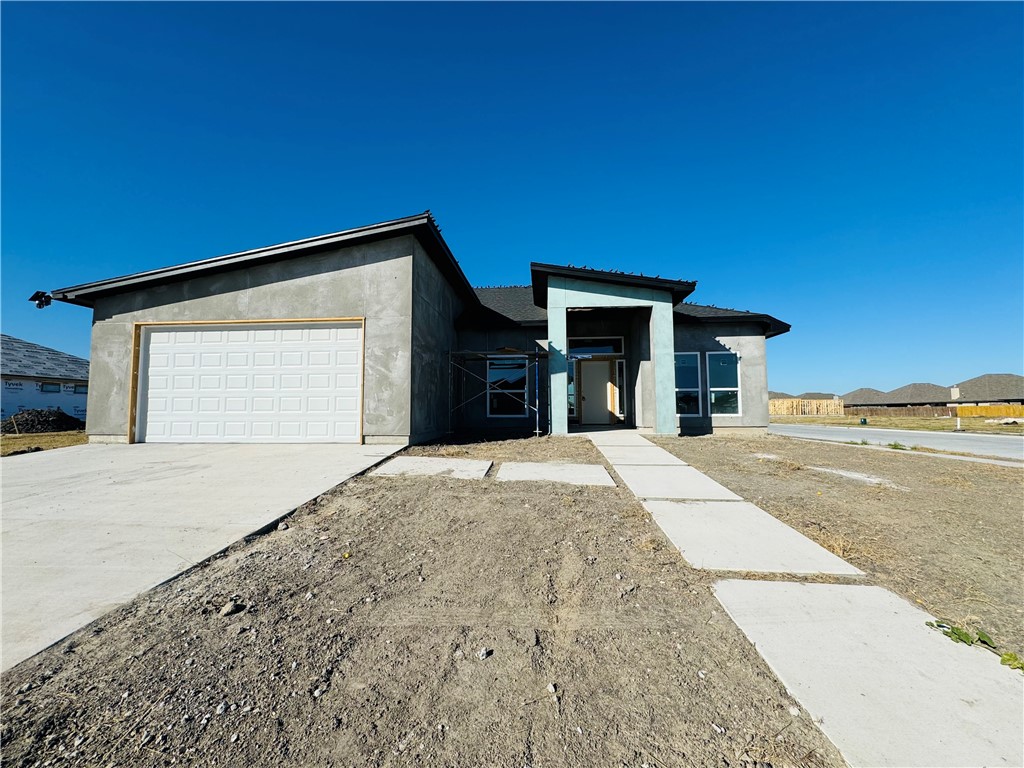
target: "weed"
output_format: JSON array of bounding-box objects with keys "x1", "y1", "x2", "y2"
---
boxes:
[
  {"x1": 887, "y1": 441, "x2": 907, "y2": 450},
  {"x1": 1000, "y1": 652, "x2": 1024, "y2": 671},
  {"x1": 926, "y1": 620, "x2": 998, "y2": 650}
]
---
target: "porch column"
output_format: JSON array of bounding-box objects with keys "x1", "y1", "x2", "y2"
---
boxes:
[
  {"x1": 548, "y1": 292, "x2": 569, "y2": 435},
  {"x1": 650, "y1": 300, "x2": 677, "y2": 435}
]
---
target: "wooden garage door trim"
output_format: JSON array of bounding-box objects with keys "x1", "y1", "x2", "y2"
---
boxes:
[{"x1": 128, "y1": 318, "x2": 365, "y2": 444}]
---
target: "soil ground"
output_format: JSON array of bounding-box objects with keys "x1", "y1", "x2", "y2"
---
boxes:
[
  {"x1": 0, "y1": 430, "x2": 87, "y2": 457},
  {"x1": 650, "y1": 434, "x2": 1024, "y2": 655},
  {"x1": 770, "y1": 414, "x2": 1024, "y2": 435},
  {"x1": 0, "y1": 437, "x2": 845, "y2": 768}
]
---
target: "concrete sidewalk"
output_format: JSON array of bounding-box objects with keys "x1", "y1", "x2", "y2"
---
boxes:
[
  {"x1": 2, "y1": 443, "x2": 398, "y2": 672},
  {"x1": 588, "y1": 430, "x2": 1023, "y2": 767}
]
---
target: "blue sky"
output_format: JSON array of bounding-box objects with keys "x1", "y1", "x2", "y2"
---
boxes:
[{"x1": 2, "y1": 2, "x2": 1021, "y2": 394}]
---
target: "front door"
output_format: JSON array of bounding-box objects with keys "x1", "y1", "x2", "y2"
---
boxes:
[{"x1": 580, "y1": 360, "x2": 613, "y2": 424}]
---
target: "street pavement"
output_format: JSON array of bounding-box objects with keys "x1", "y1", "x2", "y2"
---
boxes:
[{"x1": 768, "y1": 423, "x2": 1024, "y2": 461}]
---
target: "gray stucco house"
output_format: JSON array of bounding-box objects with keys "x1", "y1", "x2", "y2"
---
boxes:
[{"x1": 49, "y1": 212, "x2": 789, "y2": 445}]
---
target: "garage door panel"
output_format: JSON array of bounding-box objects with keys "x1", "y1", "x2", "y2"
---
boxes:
[{"x1": 138, "y1": 322, "x2": 362, "y2": 443}]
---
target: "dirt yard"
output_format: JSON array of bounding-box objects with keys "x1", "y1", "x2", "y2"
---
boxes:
[
  {"x1": 0, "y1": 437, "x2": 844, "y2": 768},
  {"x1": 0, "y1": 430, "x2": 87, "y2": 457},
  {"x1": 650, "y1": 435, "x2": 1024, "y2": 655}
]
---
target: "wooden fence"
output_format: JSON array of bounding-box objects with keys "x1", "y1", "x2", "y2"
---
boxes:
[
  {"x1": 956, "y1": 404, "x2": 1024, "y2": 418},
  {"x1": 845, "y1": 405, "x2": 956, "y2": 418},
  {"x1": 769, "y1": 398, "x2": 844, "y2": 416}
]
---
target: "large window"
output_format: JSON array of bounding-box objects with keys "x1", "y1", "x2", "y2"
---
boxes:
[
  {"x1": 487, "y1": 356, "x2": 528, "y2": 417},
  {"x1": 707, "y1": 352, "x2": 740, "y2": 415},
  {"x1": 674, "y1": 353, "x2": 701, "y2": 416}
]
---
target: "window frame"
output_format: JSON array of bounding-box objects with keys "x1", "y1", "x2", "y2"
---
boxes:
[
  {"x1": 74, "y1": 384, "x2": 89, "y2": 394},
  {"x1": 674, "y1": 352, "x2": 702, "y2": 417},
  {"x1": 40, "y1": 382, "x2": 61, "y2": 393},
  {"x1": 615, "y1": 359, "x2": 626, "y2": 420},
  {"x1": 486, "y1": 355, "x2": 529, "y2": 419},
  {"x1": 706, "y1": 351, "x2": 742, "y2": 416}
]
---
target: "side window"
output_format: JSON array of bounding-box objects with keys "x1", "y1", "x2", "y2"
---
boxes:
[
  {"x1": 40, "y1": 382, "x2": 61, "y2": 393},
  {"x1": 707, "y1": 352, "x2": 740, "y2": 415},
  {"x1": 487, "y1": 356, "x2": 528, "y2": 417},
  {"x1": 74, "y1": 384, "x2": 89, "y2": 394},
  {"x1": 674, "y1": 353, "x2": 701, "y2": 416}
]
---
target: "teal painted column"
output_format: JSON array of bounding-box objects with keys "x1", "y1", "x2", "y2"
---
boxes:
[
  {"x1": 548, "y1": 281, "x2": 569, "y2": 434},
  {"x1": 650, "y1": 300, "x2": 677, "y2": 435}
]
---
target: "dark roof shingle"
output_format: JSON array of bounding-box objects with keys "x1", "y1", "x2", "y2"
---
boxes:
[
  {"x1": 1, "y1": 334, "x2": 89, "y2": 381},
  {"x1": 471, "y1": 287, "x2": 789, "y2": 337},
  {"x1": 952, "y1": 373, "x2": 1024, "y2": 403}
]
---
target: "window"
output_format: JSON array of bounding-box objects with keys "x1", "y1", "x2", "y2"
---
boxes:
[
  {"x1": 40, "y1": 382, "x2": 60, "y2": 393},
  {"x1": 615, "y1": 359, "x2": 626, "y2": 420},
  {"x1": 487, "y1": 356, "x2": 528, "y2": 417},
  {"x1": 74, "y1": 384, "x2": 88, "y2": 394},
  {"x1": 707, "y1": 352, "x2": 741, "y2": 415},
  {"x1": 568, "y1": 337, "x2": 623, "y2": 355},
  {"x1": 674, "y1": 353, "x2": 701, "y2": 416},
  {"x1": 567, "y1": 361, "x2": 577, "y2": 418}
]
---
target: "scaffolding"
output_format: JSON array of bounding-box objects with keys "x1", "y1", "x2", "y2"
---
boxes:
[{"x1": 448, "y1": 349, "x2": 547, "y2": 437}]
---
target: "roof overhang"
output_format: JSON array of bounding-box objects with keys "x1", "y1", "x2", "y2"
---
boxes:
[
  {"x1": 530, "y1": 262, "x2": 696, "y2": 308},
  {"x1": 51, "y1": 212, "x2": 478, "y2": 308}
]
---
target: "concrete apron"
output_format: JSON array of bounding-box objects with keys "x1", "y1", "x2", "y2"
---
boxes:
[
  {"x1": 591, "y1": 431, "x2": 1024, "y2": 768},
  {"x1": 1, "y1": 442, "x2": 399, "y2": 672}
]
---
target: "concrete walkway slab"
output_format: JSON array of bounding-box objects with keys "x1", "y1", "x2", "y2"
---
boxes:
[
  {"x1": 594, "y1": 445, "x2": 687, "y2": 466},
  {"x1": 614, "y1": 463, "x2": 741, "y2": 500},
  {"x1": 1, "y1": 443, "x2": 398, "y2": 672},
  {"x1": 644, "y1": 500, "x2": 863, "y2": 575},
  {"x1": 371, "y1": 456, "x2": 491, "y2": 480},
  {"x1": 496, "y1": 462, "x2": 615, "y2": 486},
  {"x1": 576, "y1": 429, "x2": 654, "y2": 447},
  {"x1": 714, "y1": 580, "x2": 1024, "y2": 768}
]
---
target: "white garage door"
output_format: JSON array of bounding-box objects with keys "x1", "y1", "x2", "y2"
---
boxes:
[{"x1": 137, "y1": 322, "x2": 362, "y2": 443}]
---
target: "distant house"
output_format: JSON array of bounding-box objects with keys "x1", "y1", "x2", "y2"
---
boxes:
[
  {"x1": 768, "y1": 391, "x2": 794, "y2": 400},
  {"x1": 874, "y1": 383, "x2": 951, "y2": 407},
  {"x1": 796, "y1": 391, "x2": 838, "y2": 400},
  {"x1": 0, "y1": 334, "x2": 89, "y2": 421},
  {"x1": 841, "y1": 388, "x2": 886, "y2": 406},
  {"x1": 950, "y1": 374, "x2": 1024, "y2": 406}
]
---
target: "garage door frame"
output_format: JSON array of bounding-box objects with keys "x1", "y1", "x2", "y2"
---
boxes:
[{"x1": 128, "y1": 318, "x2": 366, "y2": 444}]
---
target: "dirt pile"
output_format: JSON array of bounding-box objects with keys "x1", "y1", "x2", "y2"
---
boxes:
[{"x1": 1, "y1": 409, "x2": 85, "y2": 435}]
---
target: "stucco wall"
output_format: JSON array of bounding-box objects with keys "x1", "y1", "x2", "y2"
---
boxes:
[
  {"x1": 672, "y1": 322, "x2": 769, "y2": 433},
  {"x1": 86, "y1": 236, "x2": 417, "y2": 443},
  {"x1": 409, "y1": 241, "x2": 463, "y2": 443},
  {"x1": 453, "y1": 327, "x2": 547, "y2": 434}
]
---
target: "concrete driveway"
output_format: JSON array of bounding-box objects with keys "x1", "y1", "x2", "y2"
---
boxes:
[{"x1": 1, "y1": 442, "x2": 399, "y2": 672}]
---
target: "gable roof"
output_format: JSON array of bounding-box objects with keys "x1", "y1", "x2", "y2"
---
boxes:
[
  {"x1": 471, "y1": 286, "x2": 789, "y2": 337},
  {"x1": 952, "y1": 373, "x2": 1024, "y2": 402},
  {"x1": 50, "y1": 212, "x2": 478, "y2": 308},
  {"x1": 842, "y1": 387, "x2": 886, "y2": 405},
  {"x1": 768, "y1": 391, "x2": 795, "y2": 399},
  {"x1": 1, "y1": 334, "x2": 89, "y2": 381},
  {"x1": 880, "y1": 382, "x2": 950, "y2": 405},
  {"x1": 530, "y1": 263, "x2": 696, "y2": 307},
  {"x1": 797, "y1": 391, "x2": 838, "y2": 400}
]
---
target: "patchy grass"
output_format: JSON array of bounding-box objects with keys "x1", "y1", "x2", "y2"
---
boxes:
[
  {"x1": 0, "y1": 430, "x2": 87, "y2": 457},
  {"x1": 771, "y1": 414, "x2": 1024, "y2": 435}
]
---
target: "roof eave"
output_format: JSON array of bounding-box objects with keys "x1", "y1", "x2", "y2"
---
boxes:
[
  {"x1": 51, "y1": 212, "x2": 479, "y2": 308},
  {"x1": 529, "y1": 262, "x2": 696, "y2": 307}
]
